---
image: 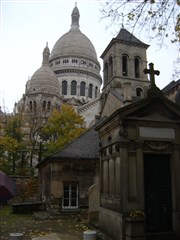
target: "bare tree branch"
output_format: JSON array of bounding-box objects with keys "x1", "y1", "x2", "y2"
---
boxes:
[{"x1": 99, "y1": 0, "x2": 180, "y2": 45}]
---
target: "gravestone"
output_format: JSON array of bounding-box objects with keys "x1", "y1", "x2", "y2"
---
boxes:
[
  {"x1": 88, "y1": 184, "x2": 99, "y2": 226},
  {"x1": 83, "y1": 230, "x2": 96, "y2": 240},
  {"x1": 9, "y1": 233, "x2": 23, "y2": 240}
]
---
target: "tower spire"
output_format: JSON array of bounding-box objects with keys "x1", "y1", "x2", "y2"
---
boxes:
[
  {"x1": 42, "y1": 42, "x2": 50, "y2": 66},
  {"x1": 71, "y1": 3, "x2": 80, "y2": 29}
]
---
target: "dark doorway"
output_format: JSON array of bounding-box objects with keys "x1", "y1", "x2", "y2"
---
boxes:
[{"x1": 144, "y1": 154, "x2": 172, "y2": 232}]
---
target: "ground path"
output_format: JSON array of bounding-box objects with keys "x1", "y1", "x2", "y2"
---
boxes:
[{"x1": 32, "y1": 232, "x2": 80, "y2": 240}]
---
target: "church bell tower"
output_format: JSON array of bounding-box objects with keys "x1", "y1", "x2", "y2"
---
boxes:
[{"x1": 100, "y1": 28, "x2": 150, "y2": 108}]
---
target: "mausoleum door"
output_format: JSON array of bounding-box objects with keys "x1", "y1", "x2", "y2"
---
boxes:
[{"x1": 144, "y1": 154, "x2": 172, "y2": 232}]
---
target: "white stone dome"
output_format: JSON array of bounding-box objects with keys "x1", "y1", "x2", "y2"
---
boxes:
[
  {"x1": 27, "y1": 44, "x2": 60, "y2": 96},
  {"x1": 50, "y1": 5, "x2": 98, "y2": 62}
]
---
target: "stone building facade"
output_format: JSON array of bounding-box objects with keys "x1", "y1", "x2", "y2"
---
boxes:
[
  {"x1": 15, "y1": 5, "x2": 102, "y2": 128},
  {"x1": 100, "y1": 28, "x2": 151, "y2": 119},
  {"x1": 95, "y1": 26, "x2": 180, "y2": 239},
  {"x1": 96, "y1": 86, "x2": 180, "y2": 239},
  {"x1": 37, "y1": 125, "x2": 100, "y2": 212}
]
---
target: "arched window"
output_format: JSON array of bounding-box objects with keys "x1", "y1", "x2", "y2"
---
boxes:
[
  {"x1": 80, "y1": 82, "x2": 86, "y2": 96},
  {"x1": 104, "y1": 62, "x2": 108, "y2": 85},
  {"x1": 62, "y1": 81, "x2": 67, "y2": 95},
  {"x1": 30, "y1": 101, "x2": 32, "y2": 112},
  {"x1": 134, "y1": 57, "x2": 140, "y2": 78},
  {"x1": 88, "y1": 84, "x2": 93, "y2": 98},
  {"x1": 43, "y1": 101, "x2": 46, "y2": 111},
  {"x1": 47, "y1": 101, "x2": 51, "y2": 111},
  {"x1": 109, "y1": 56, "x2": 113, "y2": 79},
  {"x1": 136, "y1": 87, "x2": 143, "y2": 97},
  {"x1": 95, "y1": 86, "x2": 98, "y2": 98},
  {"x1": 71, "y1": 80, "x2": 77, "y2": 95},
  {"x1": 122, "y1": 55, "x2": 128, "y2": 76}
]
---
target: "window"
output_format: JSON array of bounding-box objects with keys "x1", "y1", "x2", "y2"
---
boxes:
[
  {"x1": 63, "y1": 59, "x2": 69, "y2": 64},
  {"x1": 62, "y1": 182, "x2": 78, "y2": 209},
  {"x1": 109, "y1": 56, "x2": 113, "y2": 79},
  {"x1": 104, "y1": 62, "x2": 108, "y2": 84},
  {"x1": 43, "y1": 101, "x2": 46, "y2": 111},
  {"x1": 62, "y1": 81, "x2": 67, "y2": 95},
  {"x1": 72, "y1": 59, "x2": 78, "y2": 64},
  {"x1": 47, "y1": 101, "x2": 51, "y2": 111},
  {"x1": 89, "y1": 62, "x2": 93, "y2": 67},
  {"x1": 80, "y1": 60, "x2": 86, "y2": 65},
  {"x1": 122, "y1": 55, "x2": 128, "y2": 76},
  {"x1": 134, "y1": 57, "x2": 140, "y2": 78},
  {"x1": 30, "y1": 101, "x2": 32, "y2": 112},
  {"x1": 55, "y1": 60, "x2": 60, "y2": 65},
  {"x1": 88, "y1": 84, "x2": 93, "y2": 98},
  {"x1": 136, "y1": 87, "x2": 143, "y2": 97},
  {"x1": 95, "y1": 86, "x2": 98, "y2": 98},
  {"x1": 80, "y1": 81, "x2": 86, "y2": 96},
  {"x1": 71, "y1": 80, "x2": 77, "y2": 95}
]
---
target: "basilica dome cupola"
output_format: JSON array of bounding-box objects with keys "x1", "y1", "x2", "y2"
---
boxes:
[
  {"x1": 23, "y1": 44, "x2": 61, "y2": 115},
  {"x1": 27, "y1": 43, "x2": 60, "y2": 96},
  {"x1": 49, "y1": 4, "x2": 102, "y2": 105},
  {"x1": 50, "y1": 5, "x2": 99, "y2": 63}
]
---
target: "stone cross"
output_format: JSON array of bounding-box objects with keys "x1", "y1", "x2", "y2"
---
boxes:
[{"x1": 144, "y1": 63, "x2": 160, "y2": 87}]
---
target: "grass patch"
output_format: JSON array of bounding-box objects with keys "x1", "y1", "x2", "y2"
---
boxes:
[
  {"x1": 0, "y1": 204, "x2": 12, "y2": 216},
  {"x1": 0, "y1": 204, "x2": 31, "y2": 223}
]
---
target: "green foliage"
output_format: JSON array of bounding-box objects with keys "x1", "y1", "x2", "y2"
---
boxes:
[
  {"x1": 4, "y1": 114, "x2": 24, "y2": 142},
  {"x1": 41, "y1": 104, "x2": 86, "y2": 155},
  {"x1": 0, "y1": 135, "x2": 19, "y2": 174},
  {"x1": 0, "y1": 135, "x2": 19, "y2": 152},
  {"x1": 0, "y1": 157, "x2": 13, "y2": 175},
  {"x1": 0, "y1": 113, "x2": 29, "y2": 175}
]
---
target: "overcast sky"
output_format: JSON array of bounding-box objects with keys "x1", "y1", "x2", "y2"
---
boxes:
[{"x1": 0, "y1": 0, "x2": 179, "y2": 112}]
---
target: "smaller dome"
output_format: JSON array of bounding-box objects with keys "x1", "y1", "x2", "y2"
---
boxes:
[{"x1": 27, "y1": 44, "x2": 60, "y2": 96}]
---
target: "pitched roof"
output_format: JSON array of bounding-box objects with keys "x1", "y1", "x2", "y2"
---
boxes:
[
  {"x1": 101, "y1": 28, "x2": 149, "y2": 58},
  {"x1": 115, "y1": 28, "x2": 149, "y2": 48},
  {"x1": 162, "y1": 79, "x2": 180, "y2": 93},
  {"x1": 37, "y1": 125, "x2": 100, "y2": 167}
]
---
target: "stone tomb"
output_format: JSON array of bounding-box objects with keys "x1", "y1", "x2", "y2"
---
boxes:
[
  {"x1": 88, "y1": 184, "x2": 99, "y2": 226},
  {"x1": 96, "y1": 87, "x2": 180, "y2": 239}
]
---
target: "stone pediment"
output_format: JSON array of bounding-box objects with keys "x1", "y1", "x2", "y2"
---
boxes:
[
  {"x1": 123, "y1": 95, "x2": 180, "y2": 122},
  {"x1": 127, "y1": 112, "x2": 172, "y2": 122},
  {"x1": 64, "y1": 97, "x2": 81, "y2": 106},
  {"x1": 127, "y1": 97, "x2": 179, "y2": 123},
  {"x1": 97, "y1": 94, "x2": 180, "y2": 129}
]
